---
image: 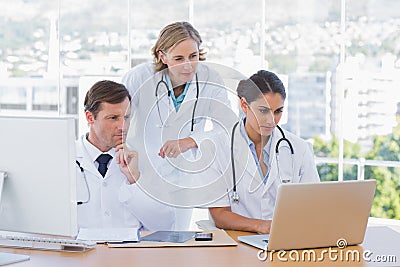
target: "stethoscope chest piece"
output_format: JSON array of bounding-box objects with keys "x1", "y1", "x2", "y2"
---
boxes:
[{"x1": 231, "y1": 191, "x2": 239, "y2": 203}]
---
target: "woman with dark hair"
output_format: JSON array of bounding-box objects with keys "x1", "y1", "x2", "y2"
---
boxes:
[{"x1": 208, "y1": 70, "x2": 320, "y2": 234}]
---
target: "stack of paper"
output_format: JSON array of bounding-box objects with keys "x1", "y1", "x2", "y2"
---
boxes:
[{"x1": 77, "y1": 227, "x2": 140, "y2": 243}]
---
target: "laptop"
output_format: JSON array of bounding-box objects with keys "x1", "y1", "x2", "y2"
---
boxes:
[{"x1": 238, "y1": 180, "x2": 376, "y2": 251}]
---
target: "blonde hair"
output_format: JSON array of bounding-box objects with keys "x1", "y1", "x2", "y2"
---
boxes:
[{"x1": 151, "y1": 21, "x2": 206, "y2": 72}]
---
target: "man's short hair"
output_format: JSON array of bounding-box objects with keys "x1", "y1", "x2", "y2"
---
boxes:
[{"x1": 84, "y1": 80, "x2": 131, "y2": 118}]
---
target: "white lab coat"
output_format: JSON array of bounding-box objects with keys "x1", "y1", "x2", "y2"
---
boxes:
[
  {"x1": 122, "y1": 62, "x2": 236, "y2": 229},
  {"x1": 122, "y1": 62, "x2": 235, "y2": 159},
  {"x1": 75, "y1": 135, "x2": 175, "y2": 230},
  {"x1": 209, "y1": 125, "x2": 320, "y2": 220}
]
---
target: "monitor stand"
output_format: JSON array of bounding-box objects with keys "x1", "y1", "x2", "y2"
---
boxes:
[
  {"x1": 0, "y1": 171, "x2": 5, "y2": 202},
  {"x1": 0, "y1": 172, "x2": 30, "y2": 265}
]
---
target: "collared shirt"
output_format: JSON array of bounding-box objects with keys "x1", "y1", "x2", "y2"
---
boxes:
[
  {"x1": 165, "y1": 74, "x2": 191, "y2": 112},
  {"x1": 83, "y1": 134, "x2": 115, "y2": 170},
  {"x1": 239, "y1": 118, "x2": 273, "y2": 183}
]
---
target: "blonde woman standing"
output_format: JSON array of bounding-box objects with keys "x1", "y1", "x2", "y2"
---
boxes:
[{"x1": 122, "y1": 22, "x2": 234, "y2": 230}]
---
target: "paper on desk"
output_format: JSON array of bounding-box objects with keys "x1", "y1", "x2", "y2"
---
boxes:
[
  {"x1": 107, "y1": 229, "x2": 238, "y2": 248},
  {"x1": 77, "y1": 227, "x2": 140, "y2": 243}
]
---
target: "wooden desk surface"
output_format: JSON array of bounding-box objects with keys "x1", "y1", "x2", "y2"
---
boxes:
[{"x1": 1, "y1": 222, "x2": 399, "y2": 267}]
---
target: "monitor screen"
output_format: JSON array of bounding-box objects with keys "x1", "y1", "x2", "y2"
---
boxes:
[{"x1": 0, "y1": 116, "x2": 78, "y2": 237}]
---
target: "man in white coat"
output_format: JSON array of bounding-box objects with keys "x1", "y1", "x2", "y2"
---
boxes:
[{"x1": 76, "y1": 80, "x2": 175, "y2": 230}]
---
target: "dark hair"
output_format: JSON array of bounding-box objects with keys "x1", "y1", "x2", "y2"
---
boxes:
[
  {"x1": 84, "y1": 80, "x2": 131, "y2": 118},
  {"x1": 237, "y1": 70, "x2": 286, "y2": 104},
  {"x1": 151, "y1": 21, "x2": 206, "y2": 72}
]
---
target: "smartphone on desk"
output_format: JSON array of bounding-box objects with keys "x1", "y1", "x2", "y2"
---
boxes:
[{"x1": 194, "y1": 232, "x2": 213, "y2": 241}]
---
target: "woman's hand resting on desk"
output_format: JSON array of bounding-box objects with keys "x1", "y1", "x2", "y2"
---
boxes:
[
  {"x1": 115, "y1": 144, "x2": 140, "y2": 185},
  {"x1": 158, "y1": 137, "x2": 198, "y2": 158}
]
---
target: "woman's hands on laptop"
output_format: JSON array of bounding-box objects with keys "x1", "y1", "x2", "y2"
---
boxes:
[
  {"x1": 209, "y1": 207, "x2": 272, "y2": 234},
  {"x1": 256, "y1": 219, "x2": 272, "y2": 234}
]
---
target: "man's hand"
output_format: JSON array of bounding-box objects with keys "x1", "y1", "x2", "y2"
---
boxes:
[
  {"x1": 115, "y1": 144, "x2": 140, "y2": 184},
  {"x1": 158, "y1": 137, "x2": 198, "y2": 158}
]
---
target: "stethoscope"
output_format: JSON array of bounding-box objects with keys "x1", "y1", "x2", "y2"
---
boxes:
[
  {"x1": 230, "y1": 121, "x2": 294, "y2": 203},
  {"x1": 155, "y1": 72, "x2": 199, "y2": 132},
  {"x1": 76, "y1": 160, "x2": 90, "y2": 205}
]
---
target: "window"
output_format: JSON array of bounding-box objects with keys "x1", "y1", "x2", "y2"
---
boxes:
[{"x1": 1, "y1": 0, "x2": 399, "y2": 219}]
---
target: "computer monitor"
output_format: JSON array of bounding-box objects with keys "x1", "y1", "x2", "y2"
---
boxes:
[{"x1": 0, "y1": 116, "x2": 78, "y2": 237}]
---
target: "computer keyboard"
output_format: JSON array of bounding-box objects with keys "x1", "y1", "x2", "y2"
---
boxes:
[{"x1": 0, "y1": 234, "x2": 96, "y2": 252}]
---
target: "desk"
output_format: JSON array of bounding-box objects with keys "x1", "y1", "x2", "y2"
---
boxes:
[{"x1": 1, "y1": 219, "x2": 399, "y2": 267}]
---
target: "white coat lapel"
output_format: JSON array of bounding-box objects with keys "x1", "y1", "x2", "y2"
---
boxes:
[
  {"x1": 173, "y1": 63, "x2": 210, "y2": 121},
  {"x1": 142, "y1": 71, "x2": 178, "y2": 131},
  {"x1": 78, "y1": 157, "x2": 99, "y2": 178},
  {"x1": 233, "y1": 126, "x2": 264, "y2": 192},
  {"x1": 104, "y1": 159, "x2": 119, "y2": 180},
  {"x1": 76, "y1": 137, "x2": 100, "y2": 178},
  {"x1": 194, "y1": 63, "x2": 210, "y2": 93},
  {"x1": 263, "y1": 129, "x2": 280, "y2": 194},
  {"x1": 173, "y1": 80, "x2": 198, "y2": 122},
  {"x1": 154, "y1": 71, "x2": 175, "y2": 116}
]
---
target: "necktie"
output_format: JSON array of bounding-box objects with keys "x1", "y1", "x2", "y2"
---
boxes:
[{"x1": 96, "y1": 154, "x2": 112, "y2": 177}]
